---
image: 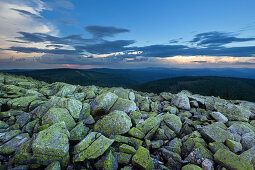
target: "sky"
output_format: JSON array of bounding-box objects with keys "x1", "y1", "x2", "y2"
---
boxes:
[{"x1": 0, "y1": 0, "x2": 255, "y2": 69}]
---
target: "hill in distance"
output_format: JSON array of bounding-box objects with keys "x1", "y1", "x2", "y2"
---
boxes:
[
  {"x1": 132, "y1": 76, "x2": 255, "y2": 102},
  {"x1": 2, "y1": 68, "x2": 255, "y2": 102}
]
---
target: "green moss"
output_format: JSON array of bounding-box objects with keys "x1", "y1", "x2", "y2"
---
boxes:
[
  {"x1": 0, "y1": 121, "x2": 9, "y2": 129},
  {"x1": 79, "y1": 103, "x2": 91, "y2": 120},
  {"x1": 45, "y1": 161, "x2": 61, "y2": 170},
  {"x1": 129, "y1": 111, "x2": 142, "y2": 125},
  {"x1": 94, "y1": 110, "x2": 132, "y2": 136},
  {"x1": 7, "y1": 96, "x2": 40, "y2": 110},
  {"x1": 116, "y1": 152, "x2": 132, "y2": 165},
  {"x1": 214, "y1": 149, "x2": 253, "y2": 170},
  {"x1": 70, "y1": 122, "x2": 89, "y2": 141},
  {"x1": 182, "y1": 164, "x2": 202, "y2": 170},
  {"x1": 226, "y1": 139, "x2": 242, "y2": 153},
  {"x1": 208, "y1": 142, "x2": 229, "y2": 153},
  {"x1": 0, "y1": 130, "x2": 21, "y2": 143},
  {"x1": 163, "y1": 113, "x2": 182, "y2": 133},
  {"x1": 73, "y1": 134, "x2": 114, "y2": 162},
  {"x1": 128, "y1": 127, "x2": 145, "y2": 139},
  {"x1": 119, "y1": 144, "x2": 136, "y2": 155},
  {"x1": 42, "y1": 107, "x2": 76, "y2": 131},
  {"x1": 132, "y1": 146, "x2": 154, "y2": 170},
  {"x1": 110, "y1": 98, "x2": 136, "y2": 113},
  {"x1": 136, "y1": 115, "x2": 162, "y2": 134}
]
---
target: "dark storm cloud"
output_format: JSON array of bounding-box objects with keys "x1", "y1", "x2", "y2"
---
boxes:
[
  {"x1": 190, "y1": 31, "x2": 255, "y2": 46},
  {"x1": 11, "y1": 8, "x2": 43, "y2": 20},
  {"x1": 84, "y1": 26, "x2": 130, "y2": 38},
  {"x1": 76, "y1": 40, "x2": 136, "y2": 54}
]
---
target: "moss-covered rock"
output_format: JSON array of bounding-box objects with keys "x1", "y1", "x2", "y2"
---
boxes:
[
  {"x1": 56, "y1": 84, "x2": 77, "y2": 97},
  {"x1": 73, "y1": 133, "x2": 114, "y2": 162},
  {"x1": 95, "y1": 150, "x2": 118, "y2": 170},
  {"x1": 94, "y1": 110, "x2": 132, "y2": 136},
  {"x1": 0, "y1": 121, "x2": 9, "y2": 129},
  {"x1": 119, "y1": 144, "x2": 136, "y2": 155},
  {"x1": 129, "y1": 111, "x2": 142, "y2": 125},
  {"x1": 0, "y1": 130, "x2": 21, "y2": 144},
  {"x1": 132, "y1": 146, "x2": 154, "y2": 170},
  {"x1": 79, "y1": 103, "x2": 91, "y2": 120},
  {"x1": 208, "y1": 142, "x2": 229, "y2": 153},
  {"x1": 115, "y1": 152, "x2": 132, "y2": 165},
  {"x1": 136, "y1": 115, "x2": 162, "y2": 134},
  {"x1": 226, "y1": 139, "x2": 242, "y2": 153},
  {"x1": 240, "y1": 147, "x2": 255, "y2": 167},
  {"x1": 171, "y1": 93, "x2": 190, "y2": 110},
  {"x1": 128, "y1": 127, "x2": 145, "y2": 139},
  {"x1": 42, "y1": 107, "x2": 76, "y2": 131},
  {"x1": 7, "y1": 96, "x2": 40, "y2": 110},
  {"x1": 70, "y1": 122, "x2": 89, "y2": 141},
  {"x1": 0, "y1": 133, "x2": 29, "y2": 154},
  {"x1": 164, "y1": 113, "x2": 182, "y2": 133},
  {"x1": 110, "y1": 98, "x2": 136, "y2": 113},
  {"x1": 45, "y1": 161, "x2": 61, "y2": 170},
  {"x1": 182, "y1": 164, "x2": 202, "y2": 170},
  {"x1": 214, "y1": 149, "x2": 253, "y2": 170},
  {"x1": 200, "y1": 123, "x2": 235, "y2": 142},
  {"x1": 16, "y1": 112, "x2": 32, "y2": 128},
  {"x1": 91, "y1": 92, "x2": 118, "y2": 116},
  {"x1": 241, "y1": 132, "x2": 255, "y2": 150}
]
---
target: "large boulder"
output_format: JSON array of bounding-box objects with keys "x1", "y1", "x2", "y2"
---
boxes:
[
  {"x1": 200, "y1": 123, "x2": 235, "y2": 142},
  {"x1": 42, "y1": 107, "x2": 76, "y2": 131},
  {"x1": 214, "y1": 149, "x2": 253, "y2": 170},
  {"x1": 32, "y1": 122, "x2": 70, "y2": 166},
  {"x1": 132, "y1": 146, "x2": 154, "y2": 170},
  {"x1": 56, "y1": 84, "x2": 77, "y2": 97},
  {"x1": 73, "y1": 132, "x2": 114, "y2": 162},
  {"x1": 94, "y1": 111, "x2": 132, "y2": 136},
  {"x1": 7, "y1": 96, "x2": 41, "y2": 110}
]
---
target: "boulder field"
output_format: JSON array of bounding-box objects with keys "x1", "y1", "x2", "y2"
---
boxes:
[{"x1": 0, "y1": 72, "x2": 255, "y2": 170}]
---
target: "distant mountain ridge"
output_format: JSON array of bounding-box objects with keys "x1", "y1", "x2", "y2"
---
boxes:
[{"x1": 1, "y1": 68, "x2": 255, "y2": 101}]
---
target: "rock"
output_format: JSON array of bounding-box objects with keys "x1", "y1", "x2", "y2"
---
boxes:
[
  {"x1": 182, "y1": 164, "x2": 202, "y2": 170},
  {"x1": 190, "y1": 100, "x2": 199, "y2": 108},
  {"x1": 0, "y1": 133, "x2": 29, "y2": 154},
  {"x1": 210, "y1": 112, "x2": 228, "y2": 123},
  {"x1": 240, "y1": 147, "x2": 255, "y2": 166},
  {"x1": 225, "y1": 139, "x2": 242, "y2": 153},
  {"x1": 132, "y1": 146, "x2": 154, "y2": 170},
  {"x1": 202, "y1": 159, "x2": 213, "y2": 170},
  {"x1": 214, "y1": 149, "x2": 253, "y2": 170},
  {"x1": 70, "y1": 122, "x2": 89, "y2": 141},
  {"x1": 163, "y1": 113, "x2": 182, "y2": 133},
  {"x1": 119, "y1": 144, "x2": 136, "y2": 155},
  {"x1": 241, "y1": 132, "x2": 255, "y2": 150},
  {"x1": 115, "y1": 152, "x2": 132, "y2": 165},
  {"x1": 73, "y1": 132, "x2": 114, "y2": 162},
  {"x1": 136, "y1": 115, "x2": 162, "y2": 134},
  {"x1": 79, "y1": 103, "x2": 91, "y2": 120},
  {"x1": 0, "y1": 130, "x2": 21, "y2": 144},
  {"x1": 151, "y1": 140, "x2": 163, "y2": 149},
  {"x1": 228, "y1": 122, "x2": 254, "y2": 136},
  {"x1": 94, "y1": 110, "x2": 132, "y2": 136},
  {"x1": 215, "y1": 102, "x2": 252, "y2": 121},
  {"x1": 32, "y1": 122, "x2": 70, "y2": 166},
  {"x1": 65, "y1": 99, "x2": 82, "y2": 119},
  {"x1": 208, "y1": 142, "x2": 230, "y2": 153},
  {"x1": 95, "y1": 150, "x2": 118, "y2": 170},
  {"x1": 129, "y1": 111, "x2": 142, "y2": 125},
  {"x1": 0, "y1": 121, "x2": 9, "y2": 129},
  {"x1": 110, "y1": 98, "x2": 136, "y2": 113},
  {"x1": 7, "y1": 96, "x2": 40, "y2": 110},
  {"x1": 128, "y1": 127, "x2": 145, "y2": 139},
  {"x1": 45, "y1": 161, "x2": 61, "y2": 170},
  {"x1": 56, "y1": 84, "x2": 77, "y2": 97},
  {"x1": 171, "y1": 93, "x2": 190, "y2": 110},
  {"x1": 16, "y1": 112, "x2": 32, "y2": 128},
  {"x1": 42, "y1": 107, "x2": 76, "y2": 131},
  {"x1": 200, "y1": 123, "x2": 235, "y2": 142},
  {"x1": 129, "y1": 92, "x2": 135, "y2": 101},
  {"x1": 91, "y1": 92, "x2": 118, "y2": 117}
]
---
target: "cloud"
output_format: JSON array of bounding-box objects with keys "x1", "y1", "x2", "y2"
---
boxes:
[
  {"x1": 77, "y1": 40, "x2": 136, "y2": 54},
  {"x1": 190, "y1": 31, "x2": 255, "y2": 46},
  {"x1": 46, "y1": 0, "x2": 74, "y2": 10},
  {"x1": 11, "y1": 8, "x2": 43, "y2": 19},
  {"x1": 84, "y1": 26, "x2": 130, "y2": 38},
  {"x1": 8, "y1": 46, "x2": 81, "y2": 55}
]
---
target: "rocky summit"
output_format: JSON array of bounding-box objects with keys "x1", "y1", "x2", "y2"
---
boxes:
[{"x1": 0, "y1": 72, "x2": 255, "y2": 170}]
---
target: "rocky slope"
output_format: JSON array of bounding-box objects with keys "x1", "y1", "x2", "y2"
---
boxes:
[{"x1": 0, "y1": 72, "x2": 254, "y2": 170}]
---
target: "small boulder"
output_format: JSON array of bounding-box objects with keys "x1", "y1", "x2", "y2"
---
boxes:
[
  {"x1": 132, "y1": 146, "x2": 154, "y2": 170},
  {"x1": 171, "y1": 93, "x2": 190, "y2": 110},
  {"x1": 210, "y1": 112, "x2": 228, "y2": 123}
]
